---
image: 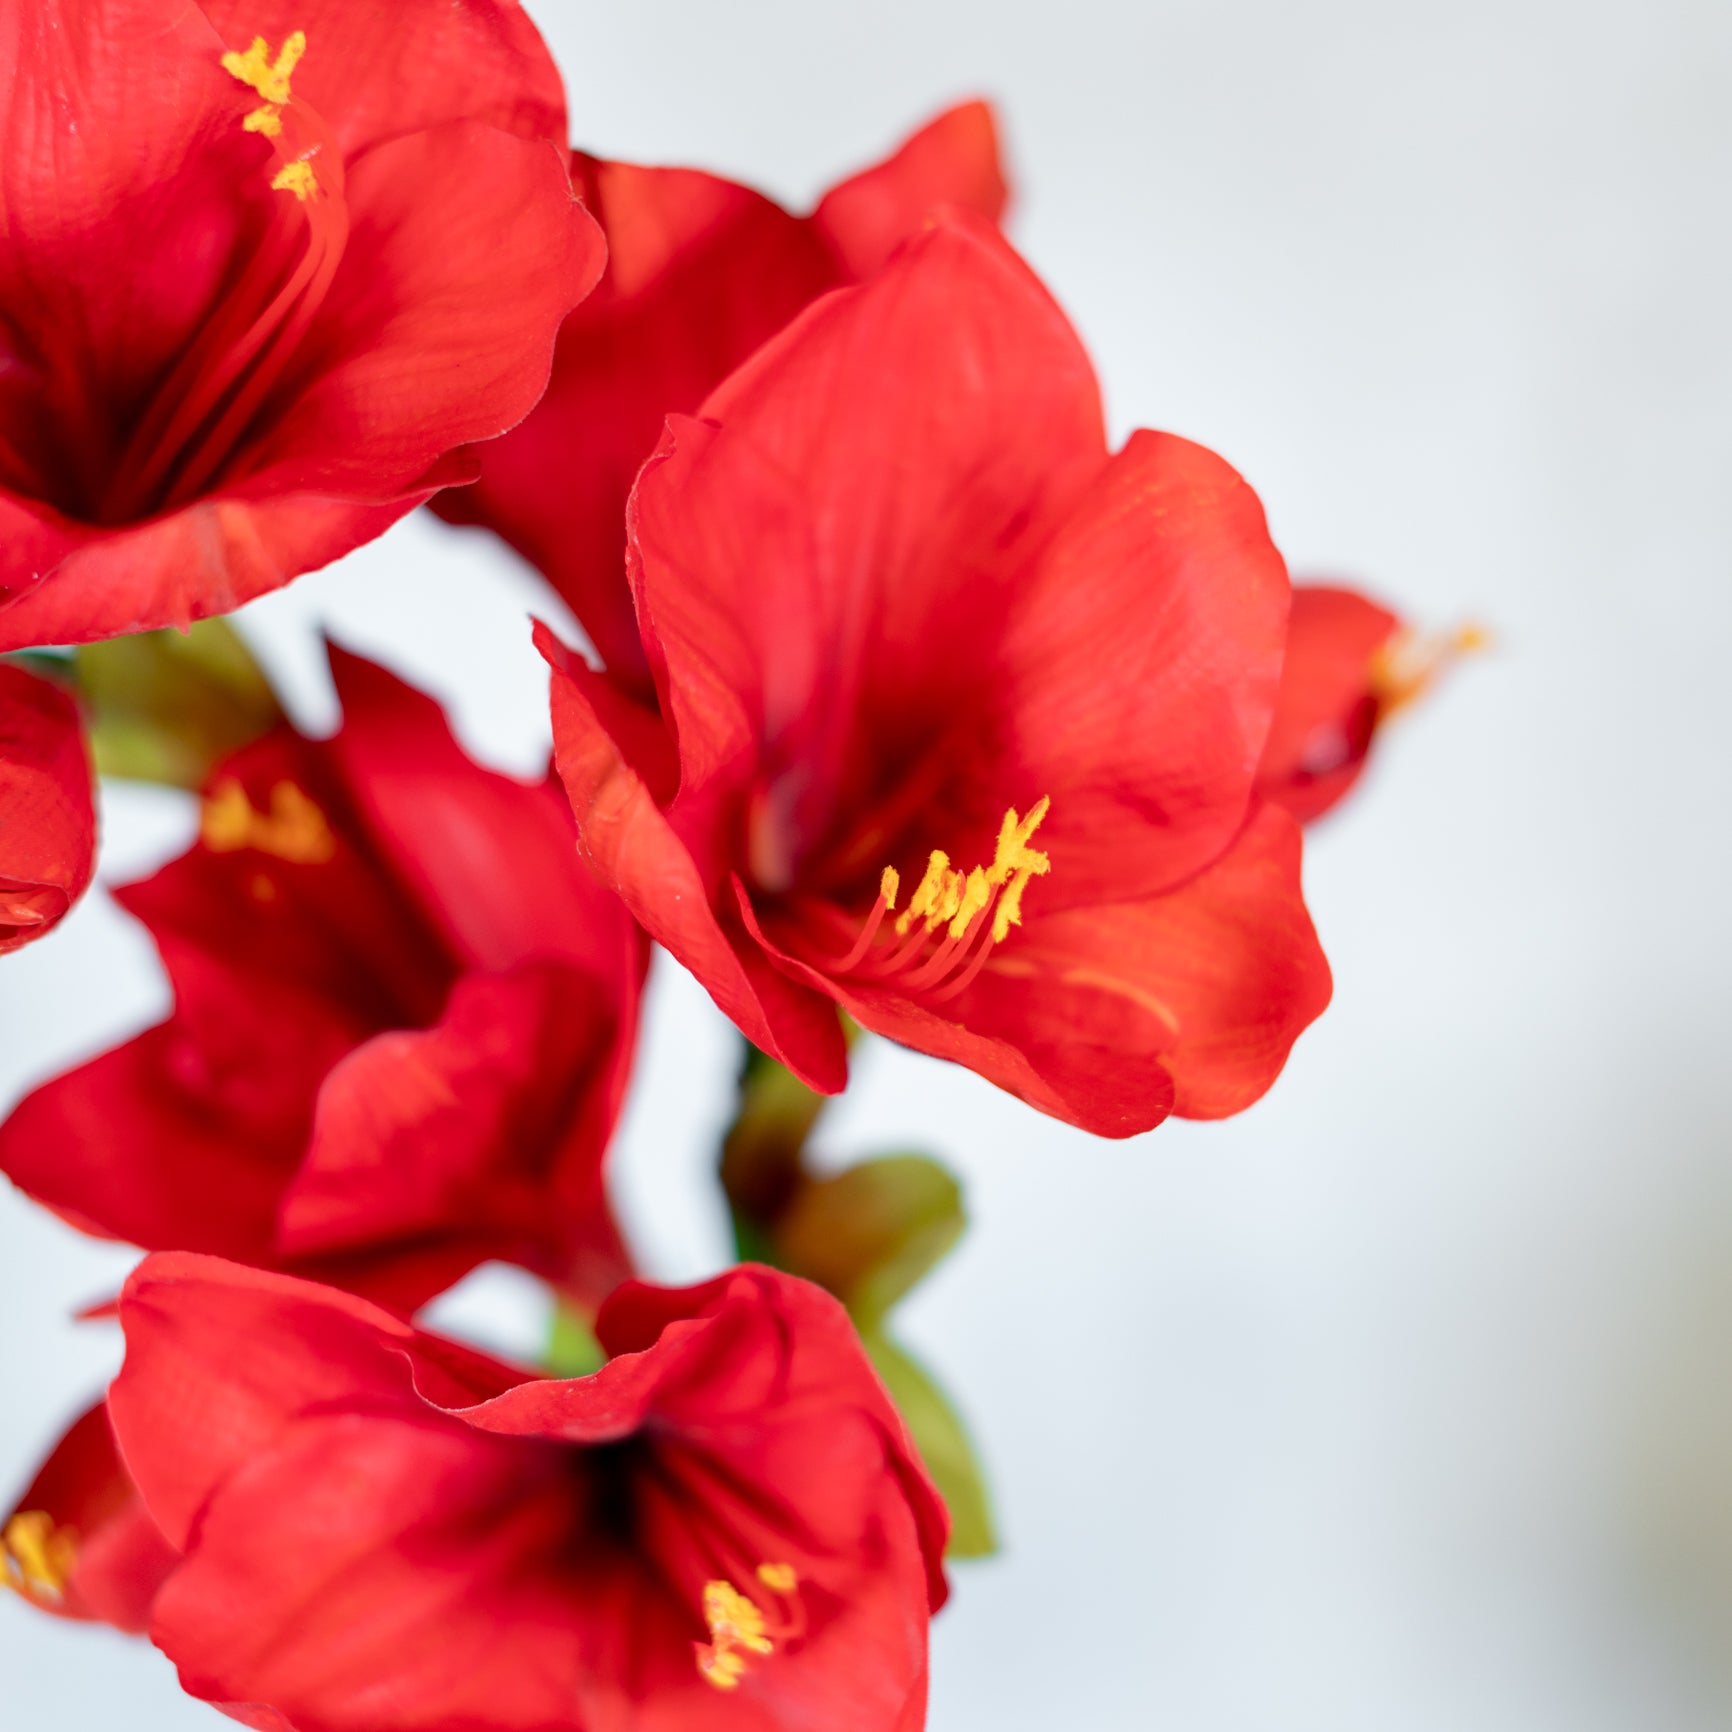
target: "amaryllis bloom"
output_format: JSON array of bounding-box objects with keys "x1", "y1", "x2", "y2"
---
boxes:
[
  {"x1": 3, "y1": 1399, "x2": 177, "y2": 1633},
  {"x1": 434, "y1": 102, "x2": 1008, "y2": 698},
  {"x1": 539, "y1": 215, "x2": 1331, "y2": 1137},
  {"x1": 0, "y1": 0, "x2": 601, "y2": 651},
  {"x1": 108, "y1": 1254, "x2": 949, "y2": 1732},
  {"x1": 0, "y1": 647, "x2": 643, "y2": 1311},
  {"x1": 0, "y1": 661, "x2": 96, "y2": 952},
  {"x1": 1257, "y1": 583, "x2": 1486, "y2": 824}
]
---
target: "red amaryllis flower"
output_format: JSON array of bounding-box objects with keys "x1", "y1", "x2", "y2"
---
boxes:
[
  {"x1": 1257, "y1": 583, "x2": 1486, "y2": 824},
  {"x1": 3, "y1": 1399, "x2": 177, "y2": 1633},
  {"x1": 0, "y1": 661, "x2": 95, "y2": 951},
  {"x1": 108, "y1": 1254, "x2": 948, "y2": 1732},
  {"x1": 538, "y1": 215, "x2": 1331, "y2": 1137},
  {"x1": 434, "y1": 102, "x2": 1008, "y2": 698},
  {"x1": 0, "y1": 0, "x2": 601, "y2": 651},
  {"x1": 0, "y1": 647, "x2": 644, "y2": 1311}
]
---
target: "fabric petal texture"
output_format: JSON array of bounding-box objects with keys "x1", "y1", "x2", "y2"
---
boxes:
[
  {"x1": 436, "y1": 101, "x2": 1009, "y2": 697},
  {"x1": 0, "y1": 647, "x2": 644, "y2": 1312},
  {"x1": 0, "y1": 661, "x2": 96, "y2": 952},
  {"x1": 0, "y1": 0, "x2": 599, "y2": 650},
  {"x1": 542, "y1": 214, "x2": 1328, "y2": 1133},
  {"x1": 109, "y1": 1254, "x2": 947, "y2": 1732}
]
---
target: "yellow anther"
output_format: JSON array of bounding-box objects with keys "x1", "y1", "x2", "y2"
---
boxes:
[
  {"x1": 703, "y1": 1580, "x2": 774, "y2": 1656},
  {"x1": 221, "y1": 31, "x2": 306, "y2": 105},
  {"x1": 698, "y1": 1647, "x2": 749, "y2": 1690},
  {"x1": 3, "y1": 1512, "x2": 77, "y2": 1603},
  {"x1": 270, "y1": 160, "x2": 320, "y2": 201},
  {"x1": 879, "y1": 866, "x2": 900, "y2": 911},
  {"x1": 202, "y1": 779, "x2": 337, "y2": 864},
  {"x1": 1368, "y1": 623, "x2": 1489, "y2": 719},
  {"x1": 695, "y1": 1570, "x2": 802, "y2": 1692},
  {"x1": 888, "y1": 800, "x2": 1052, "y2": 946},
  {"x1": 989, "y1": 796, "x2": 1052, "y2": 886},
  {"x1": 896, "y1": 849, "x2": 952, "y2": 936},
  {"x1": 222, "y1": 31, "x2": 311, "y2": 176},
  {"x1": 947, "y1": 865, "x2": 993, "y2": 941}
]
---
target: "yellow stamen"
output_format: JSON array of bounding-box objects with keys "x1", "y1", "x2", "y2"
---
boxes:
[
  {"x1": 1368, "y1": 623, "x2": 1489, "y2": 719},
  {"x1": 892, "y1": 798, "x2": 1051, "y2": 946},
  {"x1": 3, "y1": 1512, "x2": 77, "y2": 1604},
  {"x1": 879, "y1": 865, "x2": 900, "y2": 911},
  {"x1": 221, "y1": 31, "x2": 316, "y2": 193},
  {"x1": 270, "y1": 160, "x2": 319, "y2": 201},
  {"x1": 694, "y1": 1565, "x2": 801, "y2": 1692},
  {"x1": 702, "y1": 1580, "x2": 774, "y2": 1656},
  {"x1": 201, "y1": 778, "x2": 337, "y2": 864},
  {"x1": 221, "y1": 31, "x2": 306, "y2": 104}
]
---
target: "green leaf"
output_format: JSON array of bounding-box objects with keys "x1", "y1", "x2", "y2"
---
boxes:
[
  {"x1": 863, "y1": 1328, "x2": 997, "y2": 1559},
  {"x1": 773, "y1": 1154, "x2": 964, "y2": 1327},
  {"x1": 74, "y1": 618, "x2": 284, "y2": 788},
  {"x1": 546, "y1": 1299, "x2": 606, "y2": 1379}
]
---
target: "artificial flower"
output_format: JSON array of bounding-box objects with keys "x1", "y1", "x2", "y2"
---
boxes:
[
  {"x1": 109, "y1": 1254, "x2": 948, "y2": 1732},
  {"x1": 0, "y1": 646, "x2": 644, "y2": 1311},
  {"x1": 0, "y1": 0, "x2": 601, "y2": 650},
  {"x1": 434, "y1": 101, "x2": 1007, "y2": 697},
  {"x1": 1257, "y1": 583, "x2": 1485, "y2": 823},
  {"x1": 2, "y1": 1399, "x2": 176, "y2": 1633},
  {"x1": 0, "y1": 661, "x2": 96, "y2": 951},
  {"x1": 539, "y1": 214, "x2": 1331, "y2": 1136}
]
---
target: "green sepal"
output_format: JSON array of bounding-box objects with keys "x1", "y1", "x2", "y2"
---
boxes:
[
  {"x1": 773, "y1": 1153, "x2": 964, "y2": 1329},
  {"x1": 545, "y1": 1299, "x2": 606, "y2": 1379},
  {"x1": 74, "y1": 618, "x2": 284, "y2": 788},
  {"x1": 863, "y1": 1327, "x2": 998, "y2": 1559}
]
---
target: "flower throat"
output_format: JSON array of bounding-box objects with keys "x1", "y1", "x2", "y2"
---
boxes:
[
  {"x1": 830, "y1": 797, "x2": 1052, "y2": 1001},
  {"x1": 102, "y1": 29, "x2": 347, "y2": 523}
]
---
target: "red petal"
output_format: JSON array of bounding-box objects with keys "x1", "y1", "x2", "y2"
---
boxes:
[
  {"x1": 812, "y1": 99, "x2": 1009, "y2": 278},
  {"x1": 1257, "y1": 582, "x2": 1401, "y2": 823},
  {"x1": 438, "y1": 158, "x2": 834, "y2": 690},
  {"x1": 6, "y1": 1399, "x2": 178, "y2": 1632},
  {"x1": 539, "y1": 622, "x2": 848, "y2": 1092},
  {"x1": 323, "y1": 644, "x2": 639, "y2": 984},
  {"x1": 987, "y1": 428, "x2": 1289, "y2": 905},
  {"x1": 1008, "y1": 802, "x2": 1333, "y2": 1120},
  {"x1": 0, "y1": 490, "x2": 432, "y2": 651},
  {"x1": 110, "y1": 1256, "x2": 443, "y2": 1549},
  {"x1": 0, "y1": 663, "x2": 95, "y2": 951},
  {"x1": 279, "y1": 961, "x2": 631, "y2": 1301},
  {"x1": 249, "y1": 123, "x2": 602, "y2": 499},
  {"x1": 627, "y1": 218, "x2": 1104, "y2": 852}
]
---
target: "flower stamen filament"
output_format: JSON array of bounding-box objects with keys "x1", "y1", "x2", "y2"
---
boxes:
[{"x1": 829, "y1": 798, "x2": 1052, "y2": 997}]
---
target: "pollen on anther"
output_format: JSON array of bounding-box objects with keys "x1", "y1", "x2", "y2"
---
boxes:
[
  {"x1": 2, "y1": 1512, "x2": 76, "y2": 1603},
  {"x1": 270, "y1": 160, "x2": 319, "y2": 201},
  {"x1": 221, "y1": 30, "x2": 309, "y2": 163},
  {"x1": 879, "y1": 866, "x2": 900, "y2": 910}
]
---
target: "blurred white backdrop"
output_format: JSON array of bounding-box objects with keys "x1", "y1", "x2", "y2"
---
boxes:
[{"x1": 5, "y1": 0, "x2": 1732, "y2": 1726}]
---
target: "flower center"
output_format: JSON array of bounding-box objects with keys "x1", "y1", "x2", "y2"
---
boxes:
[
  {"x1": 201, "y1": 778, "x2": 337, "y2": 863},
  {"x1": 2, "y1": 1512, "x2": 77, "y2": 1606},
  {"x1": 827, "y1": 797, "x2": 1052, "y2": 1002},
  {"x1": 695, "y1": 1562, "x2": 804, "y2": 1691},
  {"x1": 101, "y1": 28, "x2": 348, "y2": 523}
]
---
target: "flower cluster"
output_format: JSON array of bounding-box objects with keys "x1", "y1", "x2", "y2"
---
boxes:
[{"x1": 0, "y1": 3, "x2": 1473, "y2": 1726}]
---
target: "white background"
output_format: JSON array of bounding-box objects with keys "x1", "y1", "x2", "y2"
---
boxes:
[{"x1": 5, "y1": 1, "x2": 1732, "y2": 1726}]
